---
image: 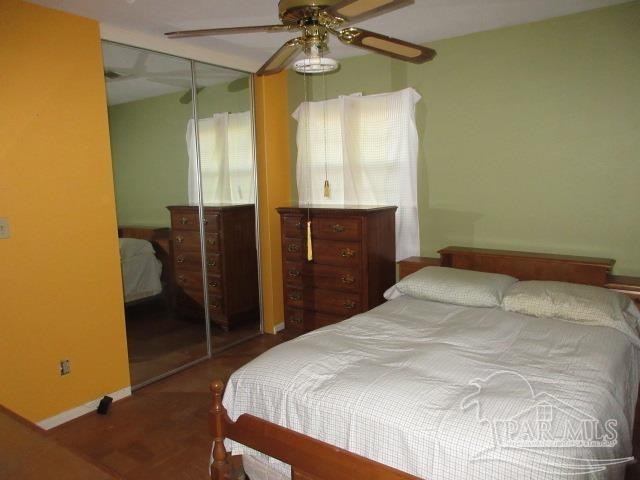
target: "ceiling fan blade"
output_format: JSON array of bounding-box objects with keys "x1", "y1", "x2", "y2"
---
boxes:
[
  {"x1": 165, "y1": 24, "x2": 297, "y2": 39},
  {"x1": 327, "y1": 0, "x2": 413, "y2": 24},
  {"x1": 336, "y1": 27, "x2": 436, "y2": 63},
  {"x1": 257, "y1": 38, "x2": 303, "y2": 76}
]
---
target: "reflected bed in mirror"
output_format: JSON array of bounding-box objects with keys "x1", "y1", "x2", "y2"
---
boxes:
[{"x1": 104, "y1": 41, "x2": 261, "y2": 389}]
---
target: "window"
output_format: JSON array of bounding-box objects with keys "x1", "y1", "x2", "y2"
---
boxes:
[
  {"x1": 293, "y1": 88, "x2": 421, "y2": 260},
  {"x1": 186, "y1": 111, "x2": 255, "y2": 204}
]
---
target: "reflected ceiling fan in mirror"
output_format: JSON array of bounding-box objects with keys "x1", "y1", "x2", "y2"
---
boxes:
[{"x1": 165, "y1": 0, "x2": 437, "y2": 75}]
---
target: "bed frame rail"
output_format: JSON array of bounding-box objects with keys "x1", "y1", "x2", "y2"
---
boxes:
[{"x1": 209, "y1": 380, "x2": 420, "y2": 480}]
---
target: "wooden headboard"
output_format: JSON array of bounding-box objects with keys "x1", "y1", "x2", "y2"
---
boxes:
[{"x1": 399, "y1": 246, "x2": 640, "y2": 308}]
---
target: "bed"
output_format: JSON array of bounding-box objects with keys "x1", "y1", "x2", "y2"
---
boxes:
[
  {"x1": 209, "y1": 247, "x2": 640, "y2": 480},
  {"x1": 117, "y1": 227, "x2": 171, "y2": 304}
]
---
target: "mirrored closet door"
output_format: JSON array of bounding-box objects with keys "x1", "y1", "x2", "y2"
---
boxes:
[{"x1": 103, "y1": 41, "x2": 261, "y2": 389}]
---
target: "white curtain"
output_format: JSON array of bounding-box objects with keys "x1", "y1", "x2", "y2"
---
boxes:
[
  {"x1": 186, "y1": 111, "x2": 255, "y2": 204},
  {"x1": 293, "y1": 88, "x2": 421, "y2": 260}
]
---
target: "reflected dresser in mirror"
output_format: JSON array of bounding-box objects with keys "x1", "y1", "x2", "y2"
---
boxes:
[{"x1": 168, "y1": 205, "x2": 259, "y2": 331}]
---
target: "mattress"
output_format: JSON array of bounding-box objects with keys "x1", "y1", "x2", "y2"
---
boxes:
[
  {"x1": 223, "y1": 295, "x2": 640, "y2": 480},
  {"x1": 119, "y1": 238, "x2": 163, "y2": 303}
]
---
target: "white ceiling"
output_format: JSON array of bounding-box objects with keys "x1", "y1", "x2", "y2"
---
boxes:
[
  {"x1": 33, "y1": 0, "x2": 628, "y2": 73},
  {"x1": 28, "y1": 0, "x2": 628, "y2": 71},
  {"x1": 102, "y1": 42, "x2": 247, "y2": 105}
]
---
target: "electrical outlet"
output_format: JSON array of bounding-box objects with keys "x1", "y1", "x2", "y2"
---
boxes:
[
  {"x1": 60, "y1": 359, "x2": 71, "y2": 376},
  {"x1": 0, "y1": 218, "x2": 9, "y2": 239}
]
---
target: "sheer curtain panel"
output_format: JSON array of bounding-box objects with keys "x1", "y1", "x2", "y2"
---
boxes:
[
  {"x1": 293, "y1": 88, "x2": 421, "y2": 260},
  {"x1": 187, "y1": 111, "x2": 255, "y2": 205}
]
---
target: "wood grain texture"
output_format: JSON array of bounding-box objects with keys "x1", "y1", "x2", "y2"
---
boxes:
[
  {"x1": 439, "y1": 246, "x2": 614, "y2": 285},
  {"x1": 49, "y1": 333, "x2": 296, "y2": 479},
  {"x1": 168, "y1": 205, "x2": 259, "y2": 331},
  {"x1": 277, "y1": 206, "x2": 397, "y2": 332},
  {"x1": 0, "y1": 405, "x2": 120, "y2": 479}
]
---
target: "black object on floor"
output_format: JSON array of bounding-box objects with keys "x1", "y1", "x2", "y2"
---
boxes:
[{"x1": 97, "y1": 396, "x2": 113, "y2": 415}]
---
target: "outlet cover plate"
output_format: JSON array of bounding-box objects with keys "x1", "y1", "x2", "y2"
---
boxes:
[
  {"x1": 0, "y1": 218, "x2": 9, "y2": 239},
  {"x1": 60, "y1": 359, "x2": 71, "y2": 376}
]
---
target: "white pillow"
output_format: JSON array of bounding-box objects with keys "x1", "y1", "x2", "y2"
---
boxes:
[
  {"x1": 388, "y1": 266, "x2": 517, "y2": 307},
  {"x1": 502, "y1": 281, "x2": 640, "y2": 342}
]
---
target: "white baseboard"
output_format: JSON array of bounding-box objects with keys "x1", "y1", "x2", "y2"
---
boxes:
[
  {"x1": 37, "y1": 386, "x2": 132, "y2": 430},
  {"x1": 273, "y1": 322, "x2": 285, "y2": 334}
]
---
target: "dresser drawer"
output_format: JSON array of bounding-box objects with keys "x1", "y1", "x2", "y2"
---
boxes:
[
  {"x1": 173, "y1": 231, "x2": 220, "y2": 253},
  {"x1": 206, "y1": 275, "x2": 223, "y2": 294},
  {"x1": 284, "y1": 261, "x2": 360, "y2": 292},
  {"x1": 172, "y1": 212, "x2": 200, "y2": 230},
  {"x1": 175, "y1": 270, "x2": 205, "y2": 291},
  {"x1": 308, "y1": 264, "x2": 360, "y2": 292},
  {"x1": 313, "y1": 240, "x2": 361, "y2": 267},
  {"x1": 174, "y1": 252, "x2": 203, "y2": 271},
  {"x1": 284, "y1": 286, "x2": 304, "y2": 308},
  {"x1": 312, "y1": 217, "x2": 361, "y2": 241},
  {"x1": 282, "y1": 214, "x2": 305, "y2": 238},
  {"x1": 204, "y1": 253, "x2": 222, "y2": 274},
  {"x1": 283, "y1": 238, "x2": 305, "y2": 261},
  {"x1": 284, "y1": 262, "x2": 304, "y2": 285},
  {"x1": 171, "y1": 212, "x2": 221, "y2": 232},
  {"x1": 203, "y1": 213, "x2": 221, "y2": 232},
  {"x1": 305, "y1": 288, "x2": 361, "y2": 316},
  {"x1": 208, "y1": 295, "x2": 224, "y2": 315},
  {"x1": 284, "y1": 307, "x2": 305, "y2": 331}
]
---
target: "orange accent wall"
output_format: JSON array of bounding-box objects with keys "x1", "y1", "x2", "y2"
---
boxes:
[
  {"x1": 0, "y1": 1, "x2": 130, "y2": 421},
  {"x1": 254, "y1": 73, "x2": 292, "y2": 333}
]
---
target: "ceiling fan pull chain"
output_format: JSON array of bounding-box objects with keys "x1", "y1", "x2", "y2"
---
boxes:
[{"x1": 322, "y1": 45, "x2": 331, "y2": 199}]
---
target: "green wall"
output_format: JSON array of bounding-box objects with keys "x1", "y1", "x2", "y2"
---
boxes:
[
  {"x1": 108, "y1": 75, "x2": 251, "y2": 227},
  {"x1": 287, "y1": 1, "x2": 640, "y2": 275}
]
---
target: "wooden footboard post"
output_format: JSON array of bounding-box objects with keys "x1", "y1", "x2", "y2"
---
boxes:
[{"x1": 209, "y1": 380, "x2": 244, "y2": 480}]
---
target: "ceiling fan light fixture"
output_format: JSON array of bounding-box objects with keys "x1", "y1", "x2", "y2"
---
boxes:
[{"x1": 293, "y1": 56, "x2": 338, "y2": 74}]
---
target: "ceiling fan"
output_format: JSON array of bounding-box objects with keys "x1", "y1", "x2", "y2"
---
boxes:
[{"x1": 165, "y1": 0, "x2": 436, "y2": 75}]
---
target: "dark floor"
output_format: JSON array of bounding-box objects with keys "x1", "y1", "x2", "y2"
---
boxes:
[
  {"x1": 50, "y1": 332, "x2": 294, "y2": 479},
  {"x1": 125, "y1": 298, "x2": 261, "y2": 386}
]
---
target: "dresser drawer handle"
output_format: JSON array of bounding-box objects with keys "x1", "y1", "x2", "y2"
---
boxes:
[
  {"x1": 287, "y1": 243, "x2": 300, "y2": 253},
  {"x1": 332, "y1": 224, "x2": 345, "y2": 233},
  {"x1": 210, "y1": 301, "x2": 221, "y2": 310},
  {"x1": 289, "y1": 313, "x2": 303, "y2": 324},
  {"x1": 343, "y1": 300, "x2": 356, "y2": 309},
  {"x1": 180, "y1": 216, "x2": 189, "y2": 225},
  {"x1": 177, "y1": 275, "x2": 186, "y2": 285},
  {"x1": 341, "y1": 274, "x2": 355, "y2": 285},
  {"x1": 339, "y1": 248, "x2": 355, "y2": 258},
  {"x1": 175, "y1": 235, "x2": 184, "y2": 244},
  {"x1": 208, "y1": 280, "x2": 219, "y2": 288},
  {"x1": 207, "y1": 237, "x2": 217, "y2": 245},
  {"x1": 288, "y1": 269, "x2": 301, "y2": 279},
  {"x1": 208, "y1": 259, "x2": 217, "y2": 268},
  {"x1": 288, "y1": 292, "x2": 302, "y2": 301},
  {"x1": 295, "y1": 221, "x2": 305, "y2": 230},
  {"x1": 176, "y1": 255, "x2": 185, "y2": 264},
  {"x1": 203, "y1": 218, "x2": 209, "y2": 225}
]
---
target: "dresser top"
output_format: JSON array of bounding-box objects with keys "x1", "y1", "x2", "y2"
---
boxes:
[
  {"x1": 167, "y1": 203, "x2": 255, "y2": 211},
  {"x1": 277, "y1": 204, "x2": 397, "y2": 214}
]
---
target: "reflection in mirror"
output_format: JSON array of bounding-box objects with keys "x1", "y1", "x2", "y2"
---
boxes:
[
  {"x1": 103, "y1": 41, "x2": 208, "y2": 387},
  {"x1": 192, "y1": 62, "x2": 261, "y2": 350}
]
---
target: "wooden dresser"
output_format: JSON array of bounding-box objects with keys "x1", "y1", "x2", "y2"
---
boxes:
[
  {"x1": 167, "y1": 205, "x2": 259, "y2": 331},
  {"x1": 277, "y1": 205, "x2": 397, "y2": 332}
]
